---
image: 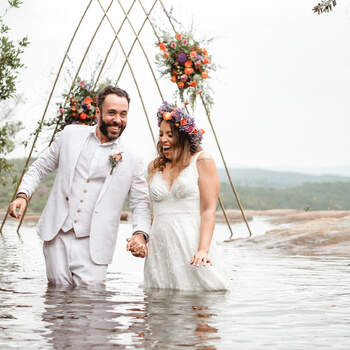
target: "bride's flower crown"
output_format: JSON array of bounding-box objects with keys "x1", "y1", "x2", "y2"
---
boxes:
[{"x1": 157, "y1": 101, "x2": 204, "y2": 148}]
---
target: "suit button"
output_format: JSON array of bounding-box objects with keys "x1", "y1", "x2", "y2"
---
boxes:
[
  {"x1": 74, "y1": 220, "x2": 77, "y2": 223},
  {"x1": 80, "y1": 200, "x2": 83, "y2": 203},
  {"x1": 65, "y1": 197, "x2": 69, "y2": 201},
  {"x1": 83, "y1": 190, "x2": 87, "y2": 193},
  {"x1": 77, "y1": 209, "x2": 81, "y2": 213},
  {"x1": 86, "y1": 179, "x2": 90, "y2": 183}
]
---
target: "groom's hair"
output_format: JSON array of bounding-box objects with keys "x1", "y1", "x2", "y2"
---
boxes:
[{"x1": 97, "y1": 85, "x2": 130, "y2": 110}]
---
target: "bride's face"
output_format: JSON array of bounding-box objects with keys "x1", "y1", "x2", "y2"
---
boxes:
[{"x1": 159, "y1": 120, "x2": 175, "y2": 160}]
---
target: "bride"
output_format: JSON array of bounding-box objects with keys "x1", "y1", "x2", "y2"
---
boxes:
[{"x1": 143, "y1": 101, "x2": 228, "y2": 291}]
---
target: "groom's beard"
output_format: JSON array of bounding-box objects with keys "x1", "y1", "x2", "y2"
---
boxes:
[{"x1": 99, "y1": 116, "x2": 126, "y2": 141}]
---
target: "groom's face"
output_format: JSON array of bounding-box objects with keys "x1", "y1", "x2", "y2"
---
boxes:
[{"x1": 97, "y1": 94, "x2": 128, "y2": 142}]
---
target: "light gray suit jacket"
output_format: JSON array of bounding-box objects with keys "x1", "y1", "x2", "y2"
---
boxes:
[{"x1": 19, "y1": 125, "x2": 151, "y2": 264}]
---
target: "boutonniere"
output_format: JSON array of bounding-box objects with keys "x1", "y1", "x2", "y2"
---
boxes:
[{"x1": 109, "y1": 152, "x2": 123, "y2": 175}]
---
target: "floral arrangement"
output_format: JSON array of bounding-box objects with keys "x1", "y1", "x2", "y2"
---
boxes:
[
  {"x1": 155, "y1": 32, "x2": 214, "y2": 110},
  {"x1": 109, "y1": 152, "x2": 123, "y2": 175},
  {"x1": 56, "y1": 78, "x2": 97, "y2": 129},
  {"x1": 157, "y1": 101, "x2": 204, "y2": 148}
]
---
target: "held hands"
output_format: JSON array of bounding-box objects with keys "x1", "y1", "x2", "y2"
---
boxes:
[
  {"x1": 126, "y1": 233, "x2": 148, "y2": 258},
  {"x1": 190, "y1": 249, "x2": 213, "y2": 267},
  {"x1": 8, "y1": 197, "x2": 27, "y2": 219}
]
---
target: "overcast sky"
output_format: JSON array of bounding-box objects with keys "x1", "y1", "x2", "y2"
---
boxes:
[{"x1": 2, "y1": 0, "x2": 350, "y2": 174}]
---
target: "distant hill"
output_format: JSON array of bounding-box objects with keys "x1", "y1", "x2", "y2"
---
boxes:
[
  {"x1": 220, "y1": 182, "x2": 350, "y2": 210},
  {"x1": 218, "y1": 168, "x2": 350, "y2": 188},
  {"x1": 2, "y1": 159, "x2": 350, "y2": 213}
]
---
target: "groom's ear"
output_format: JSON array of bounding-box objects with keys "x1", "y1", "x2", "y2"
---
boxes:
[{"x1": 96, "y1": 106, "x2": 101, "y2": 120}]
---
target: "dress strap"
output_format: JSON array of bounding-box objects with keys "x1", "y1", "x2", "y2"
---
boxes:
[{"x1": 191, "y1": 151, "x2": 205, "y2": 177}]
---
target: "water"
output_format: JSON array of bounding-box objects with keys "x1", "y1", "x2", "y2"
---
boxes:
[{"x1": 0, "y1": 217, "x2": 349, "y2": 349}]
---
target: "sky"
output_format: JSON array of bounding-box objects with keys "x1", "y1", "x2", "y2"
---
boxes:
[{"x1": 2, "y1": 0, "x2": 350, "y2": 175}]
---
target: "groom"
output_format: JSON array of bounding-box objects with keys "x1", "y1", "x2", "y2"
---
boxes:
[{"x1": 9, "y1": 85, "x2": 151, "y2": 286}]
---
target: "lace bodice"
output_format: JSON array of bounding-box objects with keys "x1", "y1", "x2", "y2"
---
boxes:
[{"x1": 149, "y1": 152, "x2": 202, "y2": 216}]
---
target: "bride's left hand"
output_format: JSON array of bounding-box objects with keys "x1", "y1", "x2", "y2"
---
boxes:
[{"x1": 190, "y1": 250, "x2": 212, "y2": 267}]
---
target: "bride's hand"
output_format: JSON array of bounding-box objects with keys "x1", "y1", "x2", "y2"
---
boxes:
[{"x1": 190, "y1": 250, "x2": 212, "y2": 267}]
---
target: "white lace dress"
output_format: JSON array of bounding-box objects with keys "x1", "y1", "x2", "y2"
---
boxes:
[{"x1": 143, "y1": 153, "x2": 229, "y2": 291}]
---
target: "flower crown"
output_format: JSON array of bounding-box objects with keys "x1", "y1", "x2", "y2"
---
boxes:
[{"x1": 157, "y1": 101, "x2": 204, "y2": 148}]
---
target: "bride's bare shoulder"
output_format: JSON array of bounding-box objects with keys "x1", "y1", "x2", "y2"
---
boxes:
[{"x1": 196, "y1": 151, "x2": 214, "y2": 162}]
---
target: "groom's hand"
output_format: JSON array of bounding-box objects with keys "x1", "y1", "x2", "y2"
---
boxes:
[
  {"x1": 126, "y1": 234, "x2": 148, "y2": 258},
  {"x1": 9, "y1": 197, "x2": 27, "y2": 219}
]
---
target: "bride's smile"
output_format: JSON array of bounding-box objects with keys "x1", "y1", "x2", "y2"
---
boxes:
[{"x1": 159, "y1": 120, "x2": 174, "y2": 160}]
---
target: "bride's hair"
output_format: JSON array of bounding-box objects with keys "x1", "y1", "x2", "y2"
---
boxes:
[{"x1": 150, "y1": 120, "x2": 202, "y2": 177}]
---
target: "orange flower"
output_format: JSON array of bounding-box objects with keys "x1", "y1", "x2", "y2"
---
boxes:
[
  {"x1": 203, "y1": 57, "x2": 210, "y2": 64},
  {"x1": 178, "y1": 82, "x2": 184, "y2": 88},
  {"x1": 189, "y1": 80, "x2": 197, "y2": 87},
  {"x1": 71, "y1": 106, "x2": 76, "y2": 111},
  {"x1": 200, "y1": 128, "x2": 205, "y2": 134},
  {"x1": 176, "y1": 33, "x2": 182, "y2": 40},
  {"x1": 164, "y1": 51, "x2": 169, "y2": 58},
  {"x1": 193, "y1": 129, "x2": 198, "y2": 134},
  {"x1": 190, "y1": 51, "x2": 197, "y2": 58},
  {"x1": 201, "y1": 70, "x2": 209, "y2": 79},
  {"x1": 202, "y1": 48, "x2": 208, "y2": 56},
  {"x1": 184, "y1": 60, "x2": 193, "y2": 68},
  {"x1": 184, "y1": 67, "x2": 194, "y2": 75},
  {"x1": 180, "y1": 119, "x2": 187, "y2": 126},
  {"x1": 184, "y1": 101, "x2": 189, "y2": 105},
  {"x1": 163, "y1": 112, "x2": 172, "y2": 120},
  {"x1": 72, "y1": 112, "x2": 77, "y2": 117},
  {"x1": 80, "y1": 112, "x2": 88, "y2": 120},
  {"x1": 84, "y1": 96, "x2": 93, "y2": 105},
  {"x1": 171, "y1": 76, "x2": 177, "y2": 82},
  {"x1": 159, "y1": 42, "x2": 166, "y2": 51}
]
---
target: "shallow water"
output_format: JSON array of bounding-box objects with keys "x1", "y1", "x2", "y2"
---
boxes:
[{"x1": 0, "y1": 218, "x2": 349, "y2": 349}]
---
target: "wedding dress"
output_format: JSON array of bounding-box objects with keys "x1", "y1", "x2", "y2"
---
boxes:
[{"x1": 143, "y1": 152, "x2": 229, "y2": 291}]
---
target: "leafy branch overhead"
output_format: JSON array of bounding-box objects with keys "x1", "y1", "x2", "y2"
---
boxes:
[
  {"x1": 313, "y1": 0, "x2": 337, "y2": 14},
  {"x1": 0, "y1": 0, "x2": 28, "y2": 184}
]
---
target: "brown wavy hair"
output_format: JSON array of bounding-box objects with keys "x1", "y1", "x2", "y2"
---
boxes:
[{"x1": 150, "y1": 120, "x2": 202, "y2": 177}]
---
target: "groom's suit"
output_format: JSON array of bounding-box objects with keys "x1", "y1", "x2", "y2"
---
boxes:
[{"x1": 18, "y1": 124, "x2": 151, "y2": 266}]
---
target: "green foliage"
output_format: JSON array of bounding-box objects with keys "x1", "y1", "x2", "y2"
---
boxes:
[
  {"x1": 0, "y1": 1, "x2": 28, "y2": 183},
  {"x1": 0, "y1": 3, "x2": 29, "y2": 100},
  {"x1": 313, "y1": 0, "x2": 337, "y2": 14},
  {"x1": 0, "y1": 121, "x2": 22, "y2": 185},
  {"x1": 0, "y1": 158, "x2": 55, "y2": 213}
]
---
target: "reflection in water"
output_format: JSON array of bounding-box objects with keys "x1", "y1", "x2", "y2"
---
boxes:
[
  {"x1": 42, "y1": 286, "x2": 126, "y2": 350},
  {"x1": 40, "y1": 286, "x2": 224, "y2": 349},
  {"x1": 142, "y1": 290, "x2": 225, "y2": 349}
]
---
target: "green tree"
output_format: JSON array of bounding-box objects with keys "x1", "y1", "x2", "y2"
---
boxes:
[{"x1": 0, "y1": 0, "x2": 29, "y2": 185}]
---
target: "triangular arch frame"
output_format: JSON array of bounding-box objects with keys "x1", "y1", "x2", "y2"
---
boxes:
[{"x1": 0, "y1": 0, "x2": 252, "y2": 240}]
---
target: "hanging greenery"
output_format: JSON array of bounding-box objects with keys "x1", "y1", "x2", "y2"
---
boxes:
[
  {"x1": 155, "y1": 31, "x2": 214, "y2": 111},
  {"x1": 313, "y1": 0, "x2": 337, "y2": 14}
]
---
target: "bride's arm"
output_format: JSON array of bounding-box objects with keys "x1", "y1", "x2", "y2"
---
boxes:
[{"x1": 190, "y1": 152, "x2": 220, "y2": 266}]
